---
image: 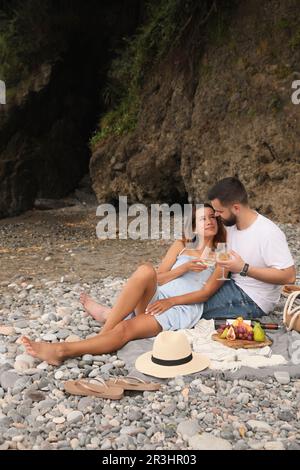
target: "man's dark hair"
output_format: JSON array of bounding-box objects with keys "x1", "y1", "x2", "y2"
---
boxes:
[{"x1": 207, "y1": 177, "x2": 248, "y2": 206}]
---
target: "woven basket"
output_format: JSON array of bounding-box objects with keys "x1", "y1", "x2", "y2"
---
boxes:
[{"x1": 283, "y1": 291, "x2": 300, "y2": 332}]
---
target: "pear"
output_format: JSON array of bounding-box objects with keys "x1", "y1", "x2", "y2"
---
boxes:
[{"x1": 253, "y1": 322, "x2": 266, "y2": 342}]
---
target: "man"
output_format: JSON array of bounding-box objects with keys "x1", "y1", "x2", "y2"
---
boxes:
[{"x1": 200, "y1": 177, "x2": 296, "y2": 319}]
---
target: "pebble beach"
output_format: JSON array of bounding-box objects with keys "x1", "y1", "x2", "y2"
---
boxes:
[{"x1": 0, "y1": 206, "x2": 300, "y2": 450}]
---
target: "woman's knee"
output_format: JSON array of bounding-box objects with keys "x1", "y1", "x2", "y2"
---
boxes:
[
  {"x1": 135, "y1": 262, "x2": 156, "y2": 281},
  {"x1": 113, "y1": 320, "x2": 131, "y2": 342}
]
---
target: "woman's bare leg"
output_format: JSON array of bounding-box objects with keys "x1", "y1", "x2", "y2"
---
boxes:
[
  {"x1": 80, "y1": 293, "x2": 111, "y2": 322},
  {"x1": 100, "y1": 263, "x2": 157, "y2": 335},
  {"x1": 22, "y1": 314, "x2": 161, "y2": 365},
  {"x1": 79, "y1": 263, "x2": 156, "y2": 324}
]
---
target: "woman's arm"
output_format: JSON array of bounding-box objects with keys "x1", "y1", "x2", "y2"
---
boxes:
[
  {"x1": 170, "y1": 266, "x2": 227, "y2": 304},
  {"x1": 157, "y1": 265, "x2": 187, "y2": 286},
  {"x1": 145, "y1": 266, "x2": 228, "y2": 316},
  {"x1": 156, "y1": 240, "x2": 185, "y2": 286},
  {"x1": 156, "y1": 241, "x2": 207, "y2": 285}
]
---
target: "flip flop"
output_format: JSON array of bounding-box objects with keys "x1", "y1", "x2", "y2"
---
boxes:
[
  {"x1": 104, "y1": 375, "x2": 161, "y2": 392},
  {"x1": 64, "y1": 379, "x2": 124, "y2": 400}
]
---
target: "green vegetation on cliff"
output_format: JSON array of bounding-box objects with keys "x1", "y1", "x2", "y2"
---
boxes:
[
  {"x1": 0, "y1": 1, "x2": 69, "y2": 88},
  {"x1": 90, "y1": 0, "x2": 217, "y2": 148},
  {"x1": 0, "y1": 0, "x2": 123, "y2": 91}
]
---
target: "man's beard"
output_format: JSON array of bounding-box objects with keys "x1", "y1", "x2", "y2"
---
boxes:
[{"x1": 221, "y1": 214, "x2": 237, "y2": 227}]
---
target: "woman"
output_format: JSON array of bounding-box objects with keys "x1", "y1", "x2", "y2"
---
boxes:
[{"x1": 22, "y1": 204, "x2": 227, "y2": 365}]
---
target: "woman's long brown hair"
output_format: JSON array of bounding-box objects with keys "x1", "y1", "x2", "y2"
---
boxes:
[{"x1": 182, "y1": 203, "x2": 226, "y2": 248}]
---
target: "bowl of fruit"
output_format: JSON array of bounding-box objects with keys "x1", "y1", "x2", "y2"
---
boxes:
[{"x1": 212, "y1": 317, "x2": 272, "y2": 349}]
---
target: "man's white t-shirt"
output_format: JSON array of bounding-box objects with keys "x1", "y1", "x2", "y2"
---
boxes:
[{"x1": 226, "y1": 214, "x2": 294, "y2": 314}]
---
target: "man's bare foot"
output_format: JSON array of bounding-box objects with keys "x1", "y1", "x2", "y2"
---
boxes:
[
  {"x1": 22, "y1": 337, "x2": 64, "y2": 366},
  {"x1": 79, "y1": 293, "x2": 111, "y2": 323}
]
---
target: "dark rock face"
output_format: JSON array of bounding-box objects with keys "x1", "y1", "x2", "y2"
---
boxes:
[
  {"x1": 91, "y1": 0, "x2": 300, "y2": 222},
  {"x1": 1, "y1": 0, "x2": 299, "y2": 221},
  {"x1": 90, "y1": 66, "x2": 191, "y2": 206},
  {"x1": 0, "y1": 1, "x2": 142, "y2": 218},
  {"x1": 0, "y1": 57, "x2": 95, "y2": 218}
]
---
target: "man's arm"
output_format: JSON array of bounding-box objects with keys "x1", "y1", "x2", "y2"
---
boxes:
[
  {"x1": 219, "y1": 251, "x2": 296, "y2": 285},
  {"x1": 247, "y1": 265, "x2": 296, "y2": 284}
]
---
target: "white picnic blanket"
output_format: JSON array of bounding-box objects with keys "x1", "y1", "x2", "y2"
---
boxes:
[{"x1": 183, "y1": 319, "x2": 287, "y2": 372}]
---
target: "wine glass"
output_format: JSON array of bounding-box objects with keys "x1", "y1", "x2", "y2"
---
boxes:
[
  {"x1": 216, "y1": 242, "x2": 230, "y2": 281},
  {"x1": 201, "y1": 246, "x2": 216, "y2": 267}
]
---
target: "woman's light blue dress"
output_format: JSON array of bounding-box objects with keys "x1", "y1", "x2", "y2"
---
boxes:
[{"x1": 127, "y1": 252, "x2": 214, "y2": 331}]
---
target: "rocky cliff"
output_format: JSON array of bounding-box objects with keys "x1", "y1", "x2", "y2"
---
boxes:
[
  {"x1": 0, "y1": 0, "x2": 142, "y2": 218},
  {"x1": 1, "y1": 0, "x2": 299, "y2": 222},
  {"x1": 91, "y1": 0, "x2": 300, "y2": 222}
]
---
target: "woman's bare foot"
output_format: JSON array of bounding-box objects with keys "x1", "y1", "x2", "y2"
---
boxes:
[
  {"x1": 79, "y1": 293, "x2": 111, "y2": 323},
  {"x1": 22, "y1": 337, "x2": 64, "y2": 366}
]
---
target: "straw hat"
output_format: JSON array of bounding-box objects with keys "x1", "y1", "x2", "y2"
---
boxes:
[{"x1": 135, "y1": 331, "x2": 210, "y2": 378}]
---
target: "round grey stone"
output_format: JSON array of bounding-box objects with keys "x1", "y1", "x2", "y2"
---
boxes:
[
  {"x1": 128, "y1": 410, "x2": 143, "y2": 421},
  {"x1": 189, "y1": 433, "x2": 232, "y2": 450},
  {"x1": 162, "y1": 404, "x2": 176, "y2": 416},
  {"x1": 177, "y1": 420, "x2": 201, "y2": 440},
  {"x1": 0, "y1": 370, "x2": 20, "y2": 391},
  {"x1": 14, "y1": 320, "x2": 29, "y2": 329},
  {"x1": 67, "y1": 411, "x2": 84, "y2": 424},
  {"x1": 56, "y1": 330, "x2": 71, "y2": 340},
  {"x1": 100, "y1": 364, "x2": 114, "y2": 374},
  {"x1": 277, "y1": 410, "x2": 294, "y2": 421}
]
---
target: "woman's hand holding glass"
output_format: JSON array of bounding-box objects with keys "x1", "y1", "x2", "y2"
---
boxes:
[{"x1": 182, "y1": 259, "x2": 209, "y2": 273}]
